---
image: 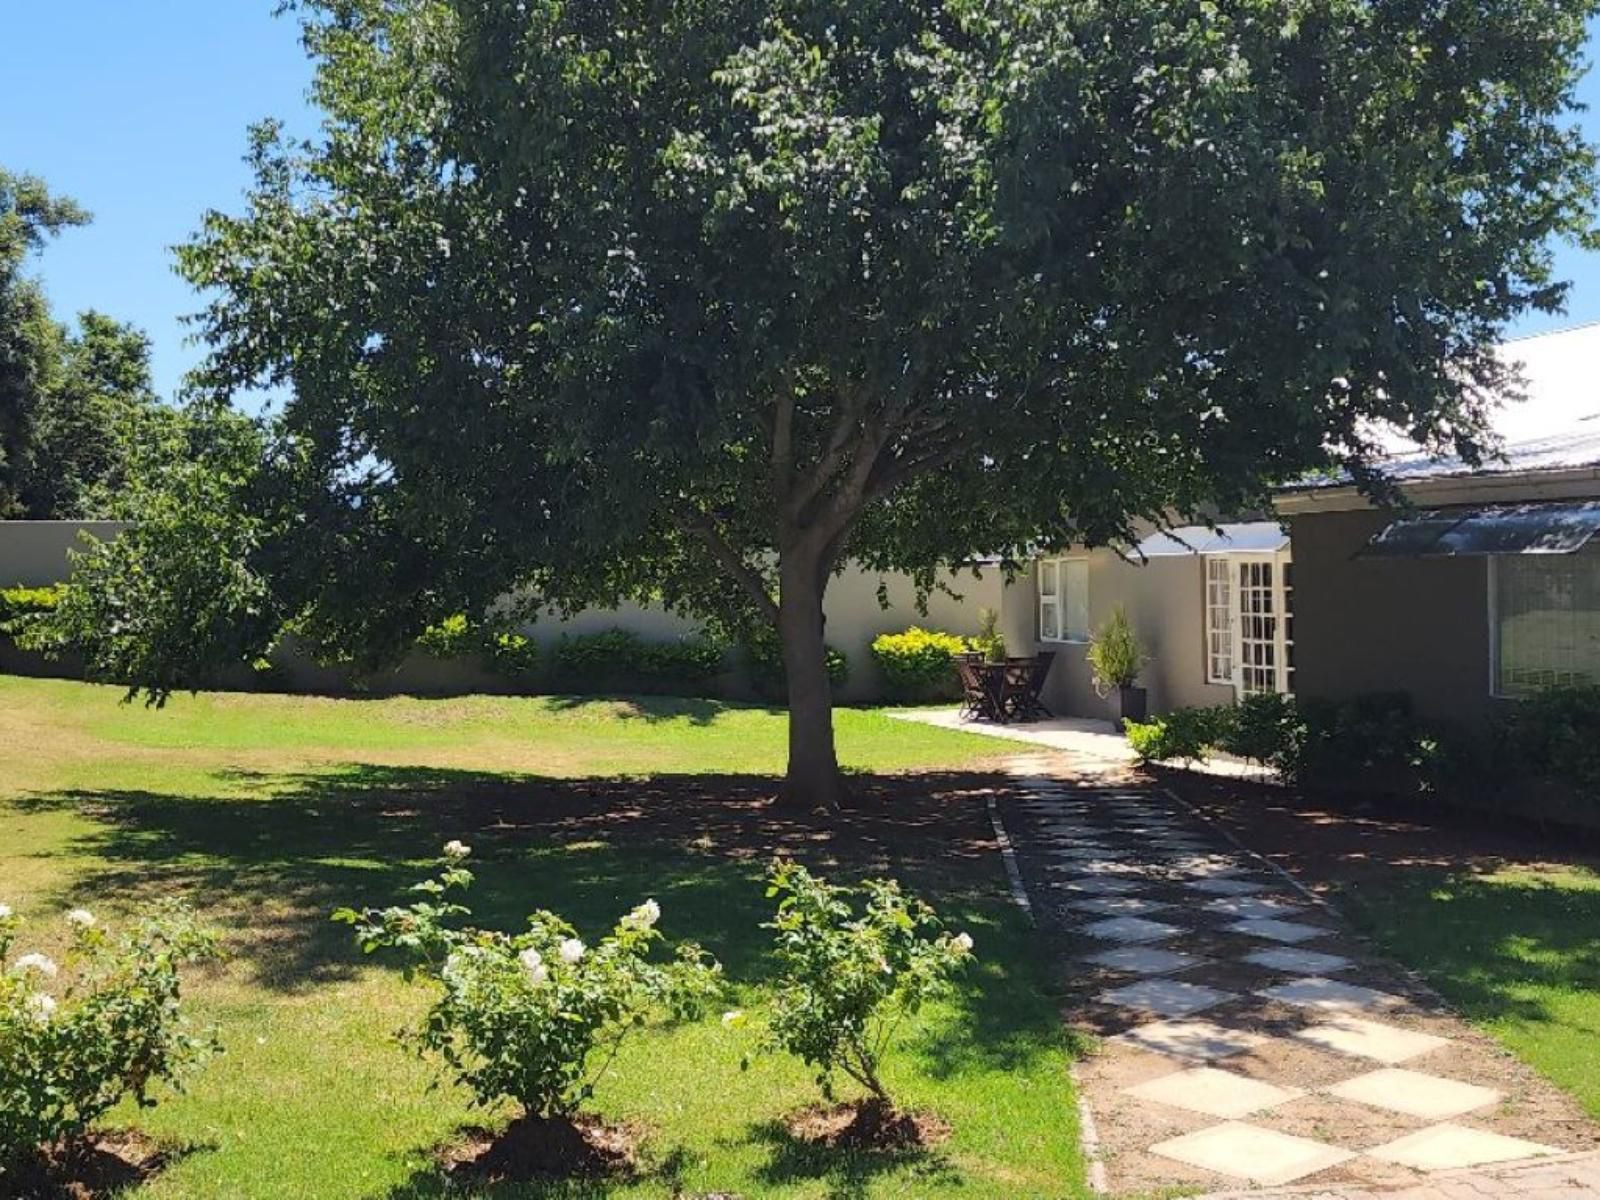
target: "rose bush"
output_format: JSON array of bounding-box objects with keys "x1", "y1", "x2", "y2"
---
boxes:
[
  {"x1": 0, "y1": 899, "x2": 223, "y2": 1176},
  {"x1": 746, "y1": 860, "x2": 973, "y2": 1109},
  {"x1": 335, "y1": 844, "x2": 722, "y2": 1119}
]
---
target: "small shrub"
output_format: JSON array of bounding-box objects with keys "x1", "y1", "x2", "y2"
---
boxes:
[
  {"x1": 747, "y1": 860, "x2": 972, "y2": 1109},
  {"x1": 487, "y1": 630, "x2": 540, "y2": 677},
  {"x1": 415, "y1": 613, "x2": 478, "y2": 659},
  {"x1": 334, "y1": 843, "x2": 722, "y2": 1119},
  {"x1": 1124, "y1": 705, "x2": 1228, "y2": 764},
  {"x1": 869, "y1": 627, "x2": 970, "y2": 703},
  {"x1": 1218, "y1": 692, "x2": 1301, "y2": 766},
  {"x1": 743, "y1": 630, "x2": 850, "y2": 702},
  {"x1": 0, "y1": 900, "x2": 222, "y2": 1174},
  {"x1": 415, "y1": 614, "x2": 540, "y2": 679},
  {"x1": 1496, "y1": 685, "x2": 1600, "y2": 795},
  {"x1": 972, "y1": 606, "x2": 1005, "y2": 663},
  {"x1": 0, "y1": 584, "x2": 66, "y2": 637},
  {"x1": 1087, "y1": 606, "x2": 1143, "y2": 693}
]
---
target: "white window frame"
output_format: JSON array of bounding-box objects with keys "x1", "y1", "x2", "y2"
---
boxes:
[
  {"x1": 1038, "y1": 556, "x2": 1090, "y2": 643},
  {"x1": 1488, "y1": 552, "x2": 1600, "y2": 699},
  {"x1": 1202, "y1": 549, "x2": 1294, "y2": 698},
  {"x1": 1204, "y1": 555, "x2": 1234, "y2": 685}
]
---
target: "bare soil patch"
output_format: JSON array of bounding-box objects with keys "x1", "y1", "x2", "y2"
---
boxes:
[
  {"x1": 1, "y1": 1131, "x2": 172, "y2": 1199},
  {"x1": 783, "y1": 1100, "x2": 952, "y2": 1152},
  {"x1": 441, "y1": 1114, "x2": 641, "y2": 1182}
]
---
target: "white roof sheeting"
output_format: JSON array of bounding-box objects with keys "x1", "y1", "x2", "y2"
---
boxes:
[{"x1": 1133, "y1": 522, "x2": 1289, "y2": 557}]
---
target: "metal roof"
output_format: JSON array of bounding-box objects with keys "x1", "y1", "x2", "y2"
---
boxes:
[
  {"x1": 1359, "y1": 500, "x2": 1600, "y2": 557},
  {"x1": 1132, "y1": 522, "x2": 1289, "y2": 557}
]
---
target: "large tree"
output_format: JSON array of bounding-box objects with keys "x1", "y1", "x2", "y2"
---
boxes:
[{"x1": 66, "y1": 0, "x2": 1600, "y2": 806}]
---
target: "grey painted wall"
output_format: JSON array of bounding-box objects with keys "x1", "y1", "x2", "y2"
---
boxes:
[
  {"x1": 0, "y1": 521, "x2": 129, "y2": 587},
  {"x1": 1288, "y1": 509, "x2": 1493, "y2": 725},
  {"x1": 999, "y1": 550, "x2": 1236, "y2": 721}
]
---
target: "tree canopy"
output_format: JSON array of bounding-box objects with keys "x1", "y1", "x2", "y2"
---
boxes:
[
  {"x1": 0, "y1": 168, "x2": 194, "y2": 520},
  {"x1": 53, "y1": 0, "x2": 1600, "y2": 805}
]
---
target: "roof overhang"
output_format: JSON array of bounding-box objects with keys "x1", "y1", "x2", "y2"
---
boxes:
[
  {"x1": 1357, "y1": 500, "x2": 1600, "y2": 558},
  {"x1": 1274, "y1": 464, "x2": 1600, "y2": 515},
  {"x1": 1132, "y1": 522, "x2": 1289, "y2": 557}
]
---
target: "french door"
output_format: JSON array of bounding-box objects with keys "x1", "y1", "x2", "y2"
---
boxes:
[{"x1": 1207, "y1": 553, "x2": 1294, "y2": 698}]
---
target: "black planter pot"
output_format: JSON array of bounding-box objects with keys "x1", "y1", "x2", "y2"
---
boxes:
[{"x1": 1107, "y1": 685, "x2": 1148, "y2": 725}]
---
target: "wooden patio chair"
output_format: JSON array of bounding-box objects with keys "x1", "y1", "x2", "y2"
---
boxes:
[
  {"x1": 955, "y1": 656, "x2": 995, "y2": 721},
  {"x1": 1001, "y1": 652, "x2": 1056, "y2": 722}
]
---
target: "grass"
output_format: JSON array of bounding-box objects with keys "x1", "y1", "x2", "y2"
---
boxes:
[
  {"x1": 1340, "y1": 861, "x2": 1600, "y2": 1119},
  {"x1": 0, "y1": 674, "x2": 1085, "y2": 1199}
]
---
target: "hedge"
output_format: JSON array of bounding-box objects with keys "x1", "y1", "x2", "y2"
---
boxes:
[{"x1": 869, "y1": 627, "x2": 970, "y2": 703}]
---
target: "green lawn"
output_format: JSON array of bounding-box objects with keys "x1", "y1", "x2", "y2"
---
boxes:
[
  {"x1": 1340, "y1": 862, "x2": 1600, "y2": 1118},
  {"x1": 0, "y1": 675, "x2": 1085, "y2": 1199}
]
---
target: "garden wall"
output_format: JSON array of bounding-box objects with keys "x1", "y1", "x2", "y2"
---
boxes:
[{"x1": 0, "y1": 521, "x2": 1000, "y2": 703}]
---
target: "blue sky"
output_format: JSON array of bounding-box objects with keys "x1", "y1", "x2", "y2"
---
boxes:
[{"x1": 5, "y1": 3, "x2": 1600, "y2": 405}]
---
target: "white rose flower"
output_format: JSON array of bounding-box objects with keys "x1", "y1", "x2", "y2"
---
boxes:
[
  {"x1": 442, "y1": 840, "x2": 471, "y2": 860},
  {"x1": 12, "y1": 953, "x2": 58, "y2": 979},
  {"x1": 527, "y1": 962, "x2": 549, "y2": 986},
  {"x1": 721, "y1": 1009, "x2": 744, "y2": 1027},
  {"x1": 518, "y1": 946, "x2": 544, "y2": 975},
  {"x1": 0, "y1": 903, "x2": 12, "y2": 920},
  {"x1": 952, "y1": 932, "x2": 975, "y2": 954},
  {"x1": 66, "y1": 908, "x2": 96, "y2": 929},
  {"x1": 558, "y1": 938, "x2": 586, "y2": 964},
  {"x1": 26, "y1": 992, "x2": 56, "y2": 1023},
  {"x1": 623, "y1": 899, "x2": 661, "y2": 930}
]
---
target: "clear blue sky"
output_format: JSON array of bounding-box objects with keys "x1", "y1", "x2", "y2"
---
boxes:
[{"x1": 5, "y1": 3, "x2": 1600, "y2": 404}]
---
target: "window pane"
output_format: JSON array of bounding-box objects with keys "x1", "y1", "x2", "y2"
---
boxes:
[
  {"x1": 1205, "y1": 557, "x2": 1233, "y2": 685},
  {"x1": 1038, "y1": 561, "x2": 1059, "y2": 600},
  {"x1": 1040, "y1": 599, "x2": 1060, "y2": 641},
  {"x1": 1063, "y1": 560, "x2": 1090, "y2": 641},
  {"x1": 1497, "y1": 553, "x2": 1600, "y2": 695}
]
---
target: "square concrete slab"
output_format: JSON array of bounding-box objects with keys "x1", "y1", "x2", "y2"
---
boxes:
[
  {"x1": 1326, "y1": 1068, "x2": 1502, "y2": 1120},
  {"x1": 1292, "y1": 1015, "x2": 1449, "y2": 1064},
  {"x1": 1186, "y1": 877, "x2": 1268, "y2": 896},
  {"x1": 1100, "y1": 978, "x2": 1237, "y2": 1018},
  {"x1": 1082, "y1": 945, "x2": 1204, "y2": 975},
  {"x1": 1047, "y1": 845, "x2": 1129, "y2": 860},
  {"x1": 1176, "y1": 858, "x2": 1250, "y2": 878},
  {"x1": 1226, "y1": 917, "x2": 1330, "y2": 944},
  {"x1": 1149, "y1": 1121, "x2": 1356, "y2": 1186},
  {"x1": 1065, "y1": 896, "x2": 1171, "y2": 917},
  {"x1": 1126, "y1": 1067, "x2": 1304, "y2": 1118},
  {"x1": 1080, "y1": 916, "x2": 1184, "y2": 943},
  {"x1": 1117, "y1": 1019, "x2": 1267, "y2": 1061},
  {"x1": 1242, "y1": 947, "x2": 1354, "y2": 975},
  {"x1": 1257, "y1": 977, "x2": 1404, "y2": 1012},
  {"x1": 1054, "y1": 875, "x2": 1146, "y2": 895},
  {"x1": 1367, "y1": 1122, "x2": 1559, "y2": 1171},
  {"x1": 1203, "y1": 895, "x2": 1308, "y2": 920}
]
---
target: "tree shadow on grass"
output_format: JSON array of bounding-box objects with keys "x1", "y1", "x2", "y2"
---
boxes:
[
  {"x1": 741, "y1": 1118, "x2": 960, "y2": 1200},
  {"x1": 10, "y1": 765, "x2": 1020, "y2": 998}
]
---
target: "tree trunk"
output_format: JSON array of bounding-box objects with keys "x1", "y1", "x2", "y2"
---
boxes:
[{"x1": 776, "y1": 549, "x2": 845, "y2": 811}]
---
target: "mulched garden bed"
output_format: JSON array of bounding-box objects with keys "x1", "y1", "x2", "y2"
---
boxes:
[
  {"x1": 783, "y1": 1100, "x2": 952, "y2": 1152},
  {"x1": 2, "y1": 1131, "x2": 173, "y2": 1200},
  {"x1": 441, "y1": 1114, "x2": 642, "y2": 1182}
]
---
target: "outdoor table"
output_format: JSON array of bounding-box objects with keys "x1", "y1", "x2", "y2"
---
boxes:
[{"x1": 957, "y1": 653, "x2": 1055, "y2": 724}]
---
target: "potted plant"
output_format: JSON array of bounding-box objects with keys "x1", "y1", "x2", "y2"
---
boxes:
[
  {"x1": 972, "y1": 607, "x2": 1007, "y2": 664},
  {"x1": 1088, "y1": 606, "x2": 1147, "y2": 725}
]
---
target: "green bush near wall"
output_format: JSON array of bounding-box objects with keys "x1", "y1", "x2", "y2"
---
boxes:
[
  {"x1": 0, "y1": 584, "x2": 67, "y2": 635},
  {"x1": 869, "y1": 626, "x2": 971, "y2": 703},
  {"x1": 550, "y1": 628, "x2": 726, "y2": 694}
]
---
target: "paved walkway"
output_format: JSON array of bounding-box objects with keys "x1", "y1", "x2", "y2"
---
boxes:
[{"x1": 989, "y1": 753, "x2": 1600, "y2": 1197}]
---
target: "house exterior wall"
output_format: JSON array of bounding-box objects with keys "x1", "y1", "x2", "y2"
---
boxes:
[
  {"x1": 1286, "y1": 508, "x2": 1493, "y2": 724},
  {"x1": 1000, "y1": 550, "x2": 1236, "y2": 721},
  {"x1": 0, "y1": 520, "x2": 998, "y2": 702}
]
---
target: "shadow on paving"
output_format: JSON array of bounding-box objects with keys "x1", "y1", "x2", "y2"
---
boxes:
[{"x1": 1166, "y1": 769, "x2": 1600, "y2": 1035}]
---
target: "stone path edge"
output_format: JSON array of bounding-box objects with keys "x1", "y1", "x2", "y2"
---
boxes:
[{"x1": 988, "y1": 778, "x2": 1110, "y2": 1194}]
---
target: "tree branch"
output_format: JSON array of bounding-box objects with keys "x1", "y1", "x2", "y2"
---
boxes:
[{"x1": 673, "y1": 508, "x2": 779, "y2": 623}]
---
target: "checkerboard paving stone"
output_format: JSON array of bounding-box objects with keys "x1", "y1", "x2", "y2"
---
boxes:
[
  {"x1": 1000, "y1": 778, "x2": 1600, "y2": 1195},
  {"x1": 1227, "y1": 916, "x2": 1332, "y2": 944},
  {"x1": 1053, "y1": 874, "x2": 1146, "y2": 894},
  {"x1": 1127, "y1": 1067, "x2": 1304, "y2": 1118},
  {"x1": 1326, "y1": 1068, "x2": 1502, "y2": 1120},
  {"x1": 1204, "y1": 894, "x2": 1311, "y2": 920},
  {"x1": 1186, "y1": 876, "x2": 1270, "y2": 895},
  {"x1": 1117, "y1": 1018, "x2": 1268, "y2": 1061},
  {"x1": 1292, "y1": 1016, "x2": 1450, "y2": 1065},
  {"x1": 1368, "y1": 1123, "x2": 1561, "y2": 1171},
  {"x1": 1258, "y1": 977, "x2": 1405, "y2": 1013},
  {"x1": 1101, "y1": 978, "x2": 1237, "y2": 1018},
  {"x1": 1082, "y1": 945, "x2": 1205, "y2": 975},
  {"x1": 1244, "y1": 947, "x2": 1355, "y2": 975},
  {"x1": 1064, "y1": 895, "x2": 1171, "y2": 917},
  {"x1": 1081, "y1": 915, "x2": 1185, "y2": 943},
  {"x1": 1151, "y1": 1122, "x2": 1357, "y2": 1186}
]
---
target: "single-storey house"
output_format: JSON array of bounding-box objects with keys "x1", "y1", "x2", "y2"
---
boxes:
[{"x1": 999, "y1": 322, "x2": 1600, "y2": 729}]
